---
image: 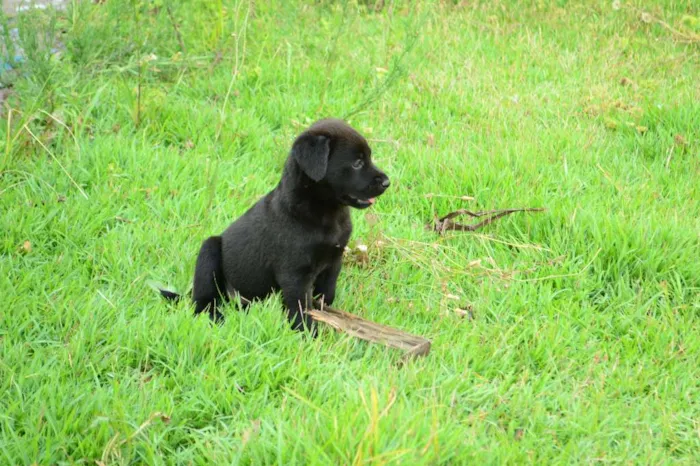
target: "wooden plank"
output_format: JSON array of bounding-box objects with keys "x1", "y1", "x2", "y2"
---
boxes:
[{"x1": 306, "y1": 306, "x2": 431, "y2": 360}]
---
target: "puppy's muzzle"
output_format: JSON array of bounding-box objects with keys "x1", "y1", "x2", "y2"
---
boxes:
[{"x1": 372, "y1": 173, "x2": 390, "y2": 195}]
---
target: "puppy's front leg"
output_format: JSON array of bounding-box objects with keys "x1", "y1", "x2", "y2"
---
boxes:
[
  {"x1": 313, "y1": 259, "x2": 342, "y2": 306},
  {"x1": 278, "y1": 276, "x2": 316, "y2": 334}
]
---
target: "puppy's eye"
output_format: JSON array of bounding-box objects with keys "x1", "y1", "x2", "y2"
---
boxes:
[{"x1": 352, "y1": 159, "x2": 365, "y2": 169}]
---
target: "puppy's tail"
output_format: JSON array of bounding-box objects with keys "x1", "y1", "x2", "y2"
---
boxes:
[
  {"x1": 148, "y1": 280, "x2": 186, "y2": 302},
  {"x1": 159, "y1": 288, "x2": 182, "y2": 301}
]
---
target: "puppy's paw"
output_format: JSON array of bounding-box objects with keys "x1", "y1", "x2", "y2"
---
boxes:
[
  {"x1": 311, "y1": 298, "x2": 325, "y2": 310},
  {"x1": 307, "y1": 319, "x2": 318, "y2": 339},
  {"x1": 291, "y1": 313, "x2": 317, "y2": 337},
  {"x1": 210, "y1": 310, "x2": 225, "y2": 325}
]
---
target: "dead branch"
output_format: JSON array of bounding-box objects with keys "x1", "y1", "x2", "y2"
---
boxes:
[
  {"x1": 166, "y1": 6, "x2": 187, "y2": 54},
  {"x1": 629, "y1": 6, "x2": 700, "y2": 44},
  {"x1": 306, "y1": 306, "x2": 431, "y2": 360},
  {"x1": 428, "y1": 208, "x2": 545, "y2": 234}
]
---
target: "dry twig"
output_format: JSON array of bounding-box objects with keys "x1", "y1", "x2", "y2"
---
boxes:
[
  {"x1": 630, "y1": 6, "x2": 700, "y2": 44},
  {"x1": 306, "y1": 306, "x2": 431, "y2": 361},
  {"x1": 428, "y1": 208, "x2": 545, "y2": 234},
  {"x1": 166, "y1": 6, "x2": 187, "y2": 54}
]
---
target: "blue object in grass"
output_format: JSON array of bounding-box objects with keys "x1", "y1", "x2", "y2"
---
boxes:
[{"x1": 1, "y1": 55, "x2": 24, "y2": 71}]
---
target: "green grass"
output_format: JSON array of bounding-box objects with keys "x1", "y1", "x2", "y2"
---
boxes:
[{"x1": 1, "y1": 0, "x2": 699, "y2": 464}]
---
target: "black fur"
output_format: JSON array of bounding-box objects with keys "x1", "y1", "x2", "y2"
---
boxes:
[
  {"x1": 160, "y1": 119, "x2": 390, "y2": 332},
  {"x1": 159, "y1": 289, "x2": 180, "y2": 301}
]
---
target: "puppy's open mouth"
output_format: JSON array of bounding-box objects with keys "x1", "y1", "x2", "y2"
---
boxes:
[{"x1": 342, "y1": 195, "x2": 376, "y2": 209}]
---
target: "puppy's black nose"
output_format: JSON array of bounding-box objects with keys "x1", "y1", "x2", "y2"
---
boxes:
[{"x1": 380, "y1": 177, "x2": 390, "y2": 189}]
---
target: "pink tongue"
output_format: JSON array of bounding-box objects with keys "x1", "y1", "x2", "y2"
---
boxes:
[{"x1": 368, "y1": 198, "x2": 376, "y2": 204}]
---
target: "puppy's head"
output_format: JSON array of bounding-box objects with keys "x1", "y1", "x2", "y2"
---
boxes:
[{"x1": 290, "y1": 118, "x2": 390, "y2": 209}]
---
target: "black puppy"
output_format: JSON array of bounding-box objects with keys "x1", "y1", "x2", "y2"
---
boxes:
[{"x1": 161, "y1": 119, "x2": 390, "y2": 332}]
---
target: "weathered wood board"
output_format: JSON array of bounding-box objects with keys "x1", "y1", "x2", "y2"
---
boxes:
[{"x1": 306, "y1": 306, "x2": 431, "y2": 360}]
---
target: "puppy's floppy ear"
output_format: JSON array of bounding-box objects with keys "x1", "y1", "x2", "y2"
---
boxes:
[{"x1": 291, "y1": 133, "x2": 330, "y2": 182}]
